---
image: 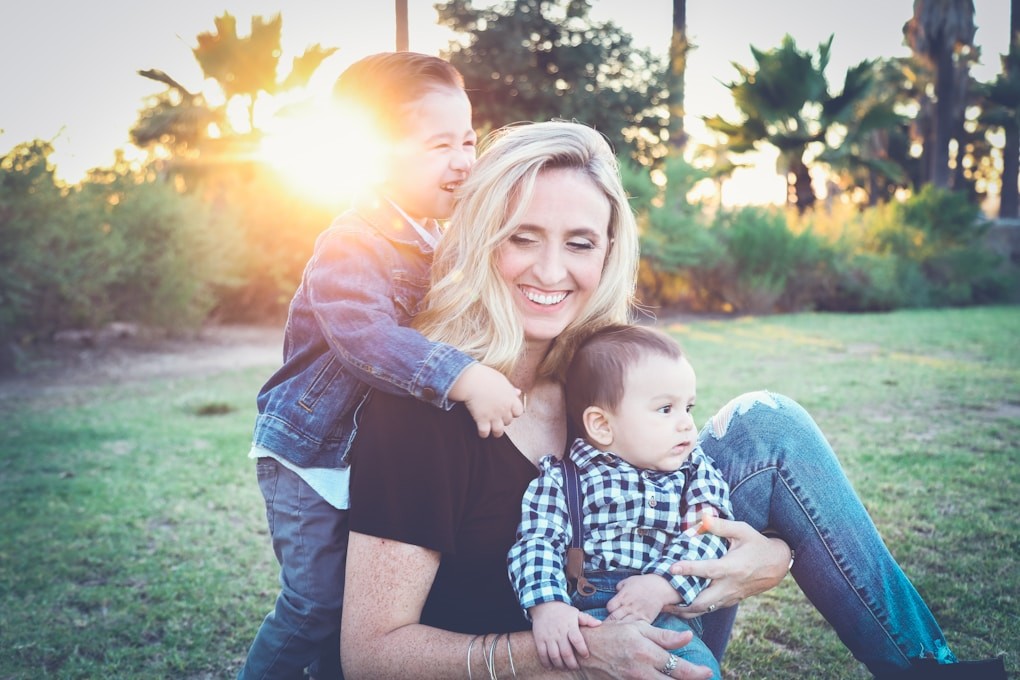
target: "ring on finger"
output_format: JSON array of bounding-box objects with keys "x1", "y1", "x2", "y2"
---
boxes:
[
  {"x1": 660, "y1": 654, "x2": 679, "y2": 675},
  {"x1": 707, "y1": 603, "x2": 717, "y2": 612}
]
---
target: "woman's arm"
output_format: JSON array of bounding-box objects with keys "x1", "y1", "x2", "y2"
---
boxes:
[
  {"x1": 342, "y1": 531, "x2": 714, "y2": 679},
  {"x1": 666, "y1": 517, "x2": 792, "y2": 617}
]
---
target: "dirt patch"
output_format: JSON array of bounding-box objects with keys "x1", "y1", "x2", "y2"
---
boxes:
[{"x1": 0, "y1": 324, "x2": 284, "y2": 403}]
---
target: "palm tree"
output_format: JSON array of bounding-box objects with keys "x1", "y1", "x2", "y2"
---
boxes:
[
  {"x1": 395, "y1": 0, "x2": 409, "y2": 51},
  {"x1": 979, "y1": 2, "x2": 1019, "y2": 218},
  {"x1": 903, "y1": 0, "x2": 976, "y2": 189},
  {"x1": 190, "y1": 13, "x2": 337, "y2": 134},
  {"x1": 705, "y1": 35, "x2": 885, "y2": 212},
  {"x1": 667, "y1": 0, "x2": 690, "y2": 154}
]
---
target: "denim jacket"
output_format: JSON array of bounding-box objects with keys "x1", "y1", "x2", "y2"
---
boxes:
[{"x1": 251, "y1": 195, "x2": 476, "y2": 469}]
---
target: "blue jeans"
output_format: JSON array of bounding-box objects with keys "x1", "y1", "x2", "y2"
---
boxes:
[
  {"x1": 238, "y1": 459, "x2": 348, "y2": 680},
  {"x1": 571, "y1": 571, "x2": 721, "y2": 679},
  {"x1": 695, "y1": 392, "x2": 957, "y2": 675}
]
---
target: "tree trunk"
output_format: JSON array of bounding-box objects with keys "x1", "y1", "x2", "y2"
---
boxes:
[
  {"x1": 395, "y1": 0, "x2": 409, "y2": 51},
  {"x1": 668, "y1": 0, "x2": 689, "y2": 154},
  {"x1": 931, "y1": 44, "x2": 955, "y2": 188},
  {"x1": 793, "y1": 159, "x2": 816, "y2": 213},
  {"x1": 1001, "y1": 1, "x2": 1020, "y2": 217}
]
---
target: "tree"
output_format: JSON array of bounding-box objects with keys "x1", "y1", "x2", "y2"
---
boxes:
[
  {"x1": 435, "y1": 0, "x2": 668, "y2": 166},
  {"x1": 979, "y1": 3, "x2": 1020, "y2": 217},
  {"x1": 133, "y1": 12, "x2": 337, "y2": 172},
  {"x1": 667, "y1": 0, "x2": 690, "y2": 155},
  {"x1": 395, "y1": 0, "x2": 409, "y2": 51},
  {"x1": 705, "y1": 35, "x2": 888, "y2": 212},
  {"x1": 904, "y1": 0, "x2": 977, "y2": 189}
]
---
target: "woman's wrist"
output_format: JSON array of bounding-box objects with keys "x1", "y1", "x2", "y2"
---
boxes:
[{"x1": 766, "y1": 537, "x2": 794, "y2": 583}]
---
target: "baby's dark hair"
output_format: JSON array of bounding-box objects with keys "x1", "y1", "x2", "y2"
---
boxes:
[
  {"x1": 565, "y1": 324, "x2": 685, "y2": 438},
  {"x1": 332, "y1": 51, "x2": 465, "y2": 137}
]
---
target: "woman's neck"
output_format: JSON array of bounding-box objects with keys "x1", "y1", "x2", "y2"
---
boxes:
[{"x1": 509, "y1": 339, "x2": 552, "y2": 394}]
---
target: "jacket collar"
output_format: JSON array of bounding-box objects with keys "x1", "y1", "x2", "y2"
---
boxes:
[{"x1": 352, "y1": 194, "x2": 440, "y2": 249}]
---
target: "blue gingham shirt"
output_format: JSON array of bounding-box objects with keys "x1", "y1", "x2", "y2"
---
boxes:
[{"x1": 508, "y1": 438, "x2": 733, "y2": 615}]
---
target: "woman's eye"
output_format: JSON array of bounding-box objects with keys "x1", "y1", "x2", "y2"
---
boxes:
[
  {"x1": 509, "y1": 234, "x2": 538, "y2": 246},
  {"x1": 567, "y1": 240, "x2": 596, "y2": 251}
]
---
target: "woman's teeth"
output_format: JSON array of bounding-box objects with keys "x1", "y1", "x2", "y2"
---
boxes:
[{"x1": 524, "y1": 289, "x2": 568, "y2": 305}]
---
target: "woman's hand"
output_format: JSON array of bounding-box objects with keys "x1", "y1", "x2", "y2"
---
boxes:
[
  {"x1": 578, "y1": 622, "x2": 714, "y2": 680},
  {"x1": 667, "y1": 517, "x2": 791, "y2": 617}
]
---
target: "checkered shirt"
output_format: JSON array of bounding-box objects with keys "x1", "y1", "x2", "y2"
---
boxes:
[{"x1": 508, "y1": 437, "x2": 733, "y2": 616}]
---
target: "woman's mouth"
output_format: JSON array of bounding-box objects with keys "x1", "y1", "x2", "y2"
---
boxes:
[{"x1": 521, "y1": 287, "x2": 568, "y2": 306}]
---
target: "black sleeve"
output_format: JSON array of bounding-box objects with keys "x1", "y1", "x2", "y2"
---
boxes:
[{"x1": 348, "y1": 390, "x2": 473, "y2": 554}]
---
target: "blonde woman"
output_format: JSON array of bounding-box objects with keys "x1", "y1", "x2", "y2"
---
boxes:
[{"x1": 340, "y1": 121, "x2": 993, "y2": 679}]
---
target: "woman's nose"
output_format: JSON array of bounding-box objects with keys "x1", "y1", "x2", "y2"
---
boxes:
[{"x1": 532, "y1": 245, "x2": 566, "y2": 284}]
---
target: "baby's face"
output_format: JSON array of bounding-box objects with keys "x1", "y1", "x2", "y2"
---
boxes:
[{"x1": 604, "y1": 354, "x2": 698, "y2": 473}]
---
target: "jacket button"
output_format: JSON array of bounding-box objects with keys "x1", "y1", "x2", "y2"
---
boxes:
[{"x1": 422, "y1": 387, "x2": 437, "y2": 401}]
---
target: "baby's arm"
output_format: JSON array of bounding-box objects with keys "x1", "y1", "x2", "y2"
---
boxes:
[
  {"x1": 605, "y1": 573, "x2": 681, "y2": 623},
  {"x1": 529, "y1": 601, "x2": 602, "y2": 670},
  {"x1": 448, "y1": 363, "x2": 525, "y2": 438}
]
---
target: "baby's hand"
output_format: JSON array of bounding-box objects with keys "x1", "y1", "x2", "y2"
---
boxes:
[
  {"x1": 606, "y1": 574, "x2": 679, "y2": 623},
  {"x1": 449, "y1": 363, "x2": 524, "y2": 438},
  {"x1": 529, "y1": 601, "x2": 602, "y2": 670}
]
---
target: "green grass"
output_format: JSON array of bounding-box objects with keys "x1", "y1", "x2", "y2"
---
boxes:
[{"x1": 1, "y1": 307, "x2": 1017, "y2": 678}]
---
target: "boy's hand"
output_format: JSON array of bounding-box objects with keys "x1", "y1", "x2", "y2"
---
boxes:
[
  {"x1": 529, "y1": 601, "x2": 602, "y2": 670},
  {"x1": 449, "y1": 363, "x2": 524, "y2": 438},
  {"x1": 605, "y1": 574, "x2": 679, "y2": 623}
]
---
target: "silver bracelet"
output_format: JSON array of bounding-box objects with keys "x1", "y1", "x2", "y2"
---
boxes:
[
  {"x1": 467, "y1": 634, "x2": 481, "y2": 680},
  {"x1": 505, "y1": 633, "x2": 517, "y2": 679},
  {"x1": 487, "y1": 633, "x2": 500, "y2": 680}
]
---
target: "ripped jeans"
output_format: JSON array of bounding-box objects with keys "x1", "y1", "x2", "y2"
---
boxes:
[{"x1": 696, "y1": 392, "x2": 956, "y2": 675}]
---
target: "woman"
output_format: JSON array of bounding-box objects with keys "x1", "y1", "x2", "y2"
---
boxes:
[{"x1": 341, "y1": 121, "x2": 992, "y2": 679}]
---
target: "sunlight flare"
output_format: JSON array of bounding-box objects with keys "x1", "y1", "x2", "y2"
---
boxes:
[{"x1": 259, "y1": 98, "x2": 386, "y2": 206}]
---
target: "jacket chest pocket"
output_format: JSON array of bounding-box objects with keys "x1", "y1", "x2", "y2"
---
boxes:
[{"x1": 392, "y1": 269, "x2": 430, "y2": 322}]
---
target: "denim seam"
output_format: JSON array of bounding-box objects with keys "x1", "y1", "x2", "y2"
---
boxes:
[
  {"x1": 735, "y1": 465, "x2": 911, "y2": 667},
  {"x1": 784, "y1": 468, "x2": 908, "y2": 664}
]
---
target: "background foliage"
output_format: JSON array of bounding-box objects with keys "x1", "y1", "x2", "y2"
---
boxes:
[{"x1": 1, "y1": 1, "x2": 1018, "y2": 373}]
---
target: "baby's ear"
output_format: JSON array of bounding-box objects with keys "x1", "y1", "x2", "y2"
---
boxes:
[{"x1": 582, "y1": 406, "x2": 614, "y2": 447}]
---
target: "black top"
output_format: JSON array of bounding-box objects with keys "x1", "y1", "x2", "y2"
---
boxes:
[{"x1": 348, "y1": 390, "x2": 540, "y2": 634}]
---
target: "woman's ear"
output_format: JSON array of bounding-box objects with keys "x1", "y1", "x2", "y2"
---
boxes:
[{"x1": 582, "y1": 406, "x2": 614, "y2": 447}]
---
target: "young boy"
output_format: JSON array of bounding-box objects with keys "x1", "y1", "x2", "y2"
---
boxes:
[
  {"x1": 239, "y1": 52, "x2": 524, "y2": 680},
  {"x1": 507, "y1": 323, "x2": 732, "y2": 678}
]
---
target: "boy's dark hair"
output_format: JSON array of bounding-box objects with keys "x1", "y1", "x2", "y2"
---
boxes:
[
  {"x1": 565, "y1": 324, "x2": 685, "y2": 438},
  {"x1": 332, "y1": 51, "x2": 465, "y2": 137}
]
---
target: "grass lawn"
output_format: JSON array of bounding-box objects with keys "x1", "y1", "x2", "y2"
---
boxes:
[{"x1": 1, "y1": 307, "x2": 1017, "y2": 678}]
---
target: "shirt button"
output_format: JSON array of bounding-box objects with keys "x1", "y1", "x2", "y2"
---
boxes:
[
  {"x1": 648, "y1": 498, "x2": 658, "y2": 508},
  {"x1": 422, "y1": 387, "x2": 437, "y2": 401}
]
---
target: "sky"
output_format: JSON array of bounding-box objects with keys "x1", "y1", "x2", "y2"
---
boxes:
[{"x1": 0, "y1": 0, "x2": 1010, "y2": 204}]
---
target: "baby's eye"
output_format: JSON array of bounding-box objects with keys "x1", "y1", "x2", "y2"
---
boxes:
[
  {"x1": 657, "y1": 404, "x2": 672, "y2": 415},
  {"x1": 686, "y1": 404, "x2": 695, "y2": 414}
]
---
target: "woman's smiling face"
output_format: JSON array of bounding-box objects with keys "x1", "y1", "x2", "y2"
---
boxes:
[{"x1": 496, "y1": 167, "x2": 611, "y2": 347}]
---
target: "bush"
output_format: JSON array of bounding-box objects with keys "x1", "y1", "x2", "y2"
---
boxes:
[
  {"x1": 0, "y1": 141, "x2": 244, "y2": 370},
  {"x1": 704, "y1": 206, "x2": 830, "y2": 314}
]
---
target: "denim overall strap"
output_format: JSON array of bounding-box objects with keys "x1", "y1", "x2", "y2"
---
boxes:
[{"x1": 553, "y1": 457, "x2": 596, "y2": 596}]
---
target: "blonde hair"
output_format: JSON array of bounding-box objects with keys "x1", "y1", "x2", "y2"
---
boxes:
[{"x1": 414, "y1": 120, "x2": 640, "y2": 380}]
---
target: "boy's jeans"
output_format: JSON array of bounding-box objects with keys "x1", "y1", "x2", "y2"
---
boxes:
[
  {"x1": 571, "y1": 570, "x2": 722, "y2": 679},
  {"x1": 696, "y1": 392, "x2": 957, "y2": 676},
  {"x1": 238, "y1": 459, "x2": 348, "y2": 680}
]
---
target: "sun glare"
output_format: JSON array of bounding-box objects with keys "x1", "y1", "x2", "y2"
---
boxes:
[{"x1": 258, "y1": 98, "x2": 386, "y2": 207}]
